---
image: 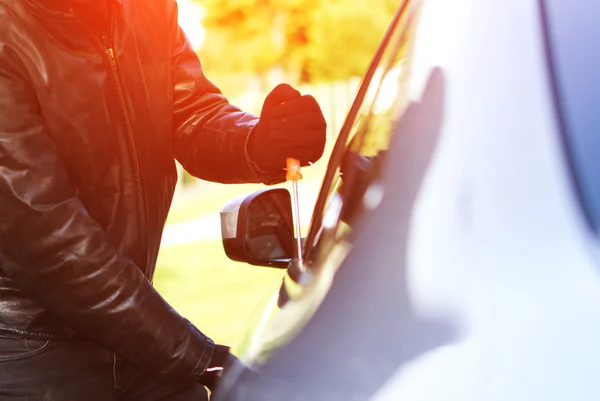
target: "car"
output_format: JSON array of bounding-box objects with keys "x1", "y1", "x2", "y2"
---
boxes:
[{"x1": 214, "y1": 0, "x2": 600, "y2": 399}]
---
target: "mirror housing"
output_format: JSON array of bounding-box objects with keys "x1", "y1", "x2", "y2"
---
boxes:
[{"x1": 220, "y1": 188, "x2": 294, "y2": 268}]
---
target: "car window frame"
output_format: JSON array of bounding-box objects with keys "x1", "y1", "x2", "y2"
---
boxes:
[{"x1": 303, "y1": 0, "x2": 413, "y2": 264}]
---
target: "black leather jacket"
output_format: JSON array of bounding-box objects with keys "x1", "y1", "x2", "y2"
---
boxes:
[{"x1": 0, "y1": 0, "x2": 276, "y2": 388}]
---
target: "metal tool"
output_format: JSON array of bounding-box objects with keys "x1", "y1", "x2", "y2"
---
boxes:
[{"x1": 286, "y1": 157, "x2": 303, "y2": 267}]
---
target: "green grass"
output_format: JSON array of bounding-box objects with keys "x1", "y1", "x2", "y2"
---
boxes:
[{"x1": 154, "y1": 240, "x2": 286, "y2": 350}]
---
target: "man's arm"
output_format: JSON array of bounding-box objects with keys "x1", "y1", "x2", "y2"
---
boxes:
[
  {"x1": 168, "y1": 0, "x2": 327, "y2": 185},
  {"x1": 0, "y1": 52, "x2": 214, "y2": 389},
  {"x1": 169, "y1": 2, "x2": 278, "y2": 184}
]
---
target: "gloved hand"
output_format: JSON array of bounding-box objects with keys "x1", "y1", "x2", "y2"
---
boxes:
[
  {"x1": 248, "y1": 84, "x2": 327, "y2": 173},
  {"x1": 198, "y1": 344, "x2": 238, "y2": 393}
]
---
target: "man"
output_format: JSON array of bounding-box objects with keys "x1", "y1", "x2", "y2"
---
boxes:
[{"x1": 0, "y1": 0, "x2": 326, "y2": 399}]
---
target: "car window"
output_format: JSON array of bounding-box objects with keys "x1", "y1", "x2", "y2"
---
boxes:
[
  {"x1": 541, "y1": 0, "x2": 600, "y2": 234},
  {"x1": 304, "y1": 1, "x2": 419, "y2": 270},
  {"x1": 244, "y1": 1, "x2": 420, "y2": 364}
]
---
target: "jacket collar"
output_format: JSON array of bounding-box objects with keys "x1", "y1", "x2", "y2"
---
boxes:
[{"x1": 21, "y1": 0, "x2": 122, "y2": 21}]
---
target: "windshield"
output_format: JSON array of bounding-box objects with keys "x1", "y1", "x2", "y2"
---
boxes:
[{"x1": 542, "y1": 1, "x2": 600, "y2": 233}]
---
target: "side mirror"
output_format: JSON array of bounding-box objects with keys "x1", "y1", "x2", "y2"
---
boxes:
[{"x1": 220, "y1": 188, "x2": 294, "y2": 268}]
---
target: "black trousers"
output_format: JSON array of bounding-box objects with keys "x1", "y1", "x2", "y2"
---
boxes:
[{"x1": 0, "y1": 334, "x2": 209, "y2": 401}]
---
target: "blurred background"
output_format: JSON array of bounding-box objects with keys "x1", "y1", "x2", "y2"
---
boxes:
[{"x1": 154, "y1": 0, "x2": 397, "y2": 351}]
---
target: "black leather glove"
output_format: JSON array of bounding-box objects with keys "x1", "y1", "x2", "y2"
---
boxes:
[
  {"x1": 198, "y1": 345, "x2": 237, "y2": 393},
  {"x1": 248, "y1": 84, "x2": 327, "y2": 173}
]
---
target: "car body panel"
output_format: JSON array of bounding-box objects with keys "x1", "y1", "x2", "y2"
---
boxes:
[
  {"x1": 372, "y1": 0, "x2": 600, "y2": 399},
  {"x1": 216, "y1": 0, "x2": 600, "y2": 399}
]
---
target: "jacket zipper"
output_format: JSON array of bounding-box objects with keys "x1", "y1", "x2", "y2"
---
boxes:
[
  {"x1": 79, "y1": 3, "x2": 149, "y2": 268},
  {"x1": 105, "y1": 4, "x2": 148, "y2": 268}
]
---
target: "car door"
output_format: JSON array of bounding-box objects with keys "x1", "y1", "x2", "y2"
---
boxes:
[{"x1": 231, "y1": 0, "x2": 420, "y2": 371}]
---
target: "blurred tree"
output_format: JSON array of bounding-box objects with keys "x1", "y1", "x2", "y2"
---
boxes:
[
  {"x1": 300, "y1": 0, "x2": 398, "y2": 82},
  {"x1": 198, "y1": 0, "x2": 284, "y2": 93},
  {"x1": 197, "y1": 0, "x2": 396, "y2": 89}
]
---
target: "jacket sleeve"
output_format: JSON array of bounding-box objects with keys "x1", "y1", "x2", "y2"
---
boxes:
[
  {"x1": 169, "y1": 1, "x2": 283, "y2": 185},
  {"x1": 0, "y1": 52, "x2": 214, "y2": 389}
]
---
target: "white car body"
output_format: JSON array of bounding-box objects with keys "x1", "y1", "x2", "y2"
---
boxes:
[
  {"x1": 377, "y1": 0, "x2": 600, "y2": 399},
  {"x1": 217, "y1": 0, "x2": 600, "y2": 399}
]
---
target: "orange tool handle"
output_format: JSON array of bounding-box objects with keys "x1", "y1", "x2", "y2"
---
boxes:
[{"x1": 286, "y1": 158, "x2": 303, "y2": 181}]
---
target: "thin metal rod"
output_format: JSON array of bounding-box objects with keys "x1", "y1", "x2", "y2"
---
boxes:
[{"x1": 292, "y1": 180, "x2": 303, "y2": 265}]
